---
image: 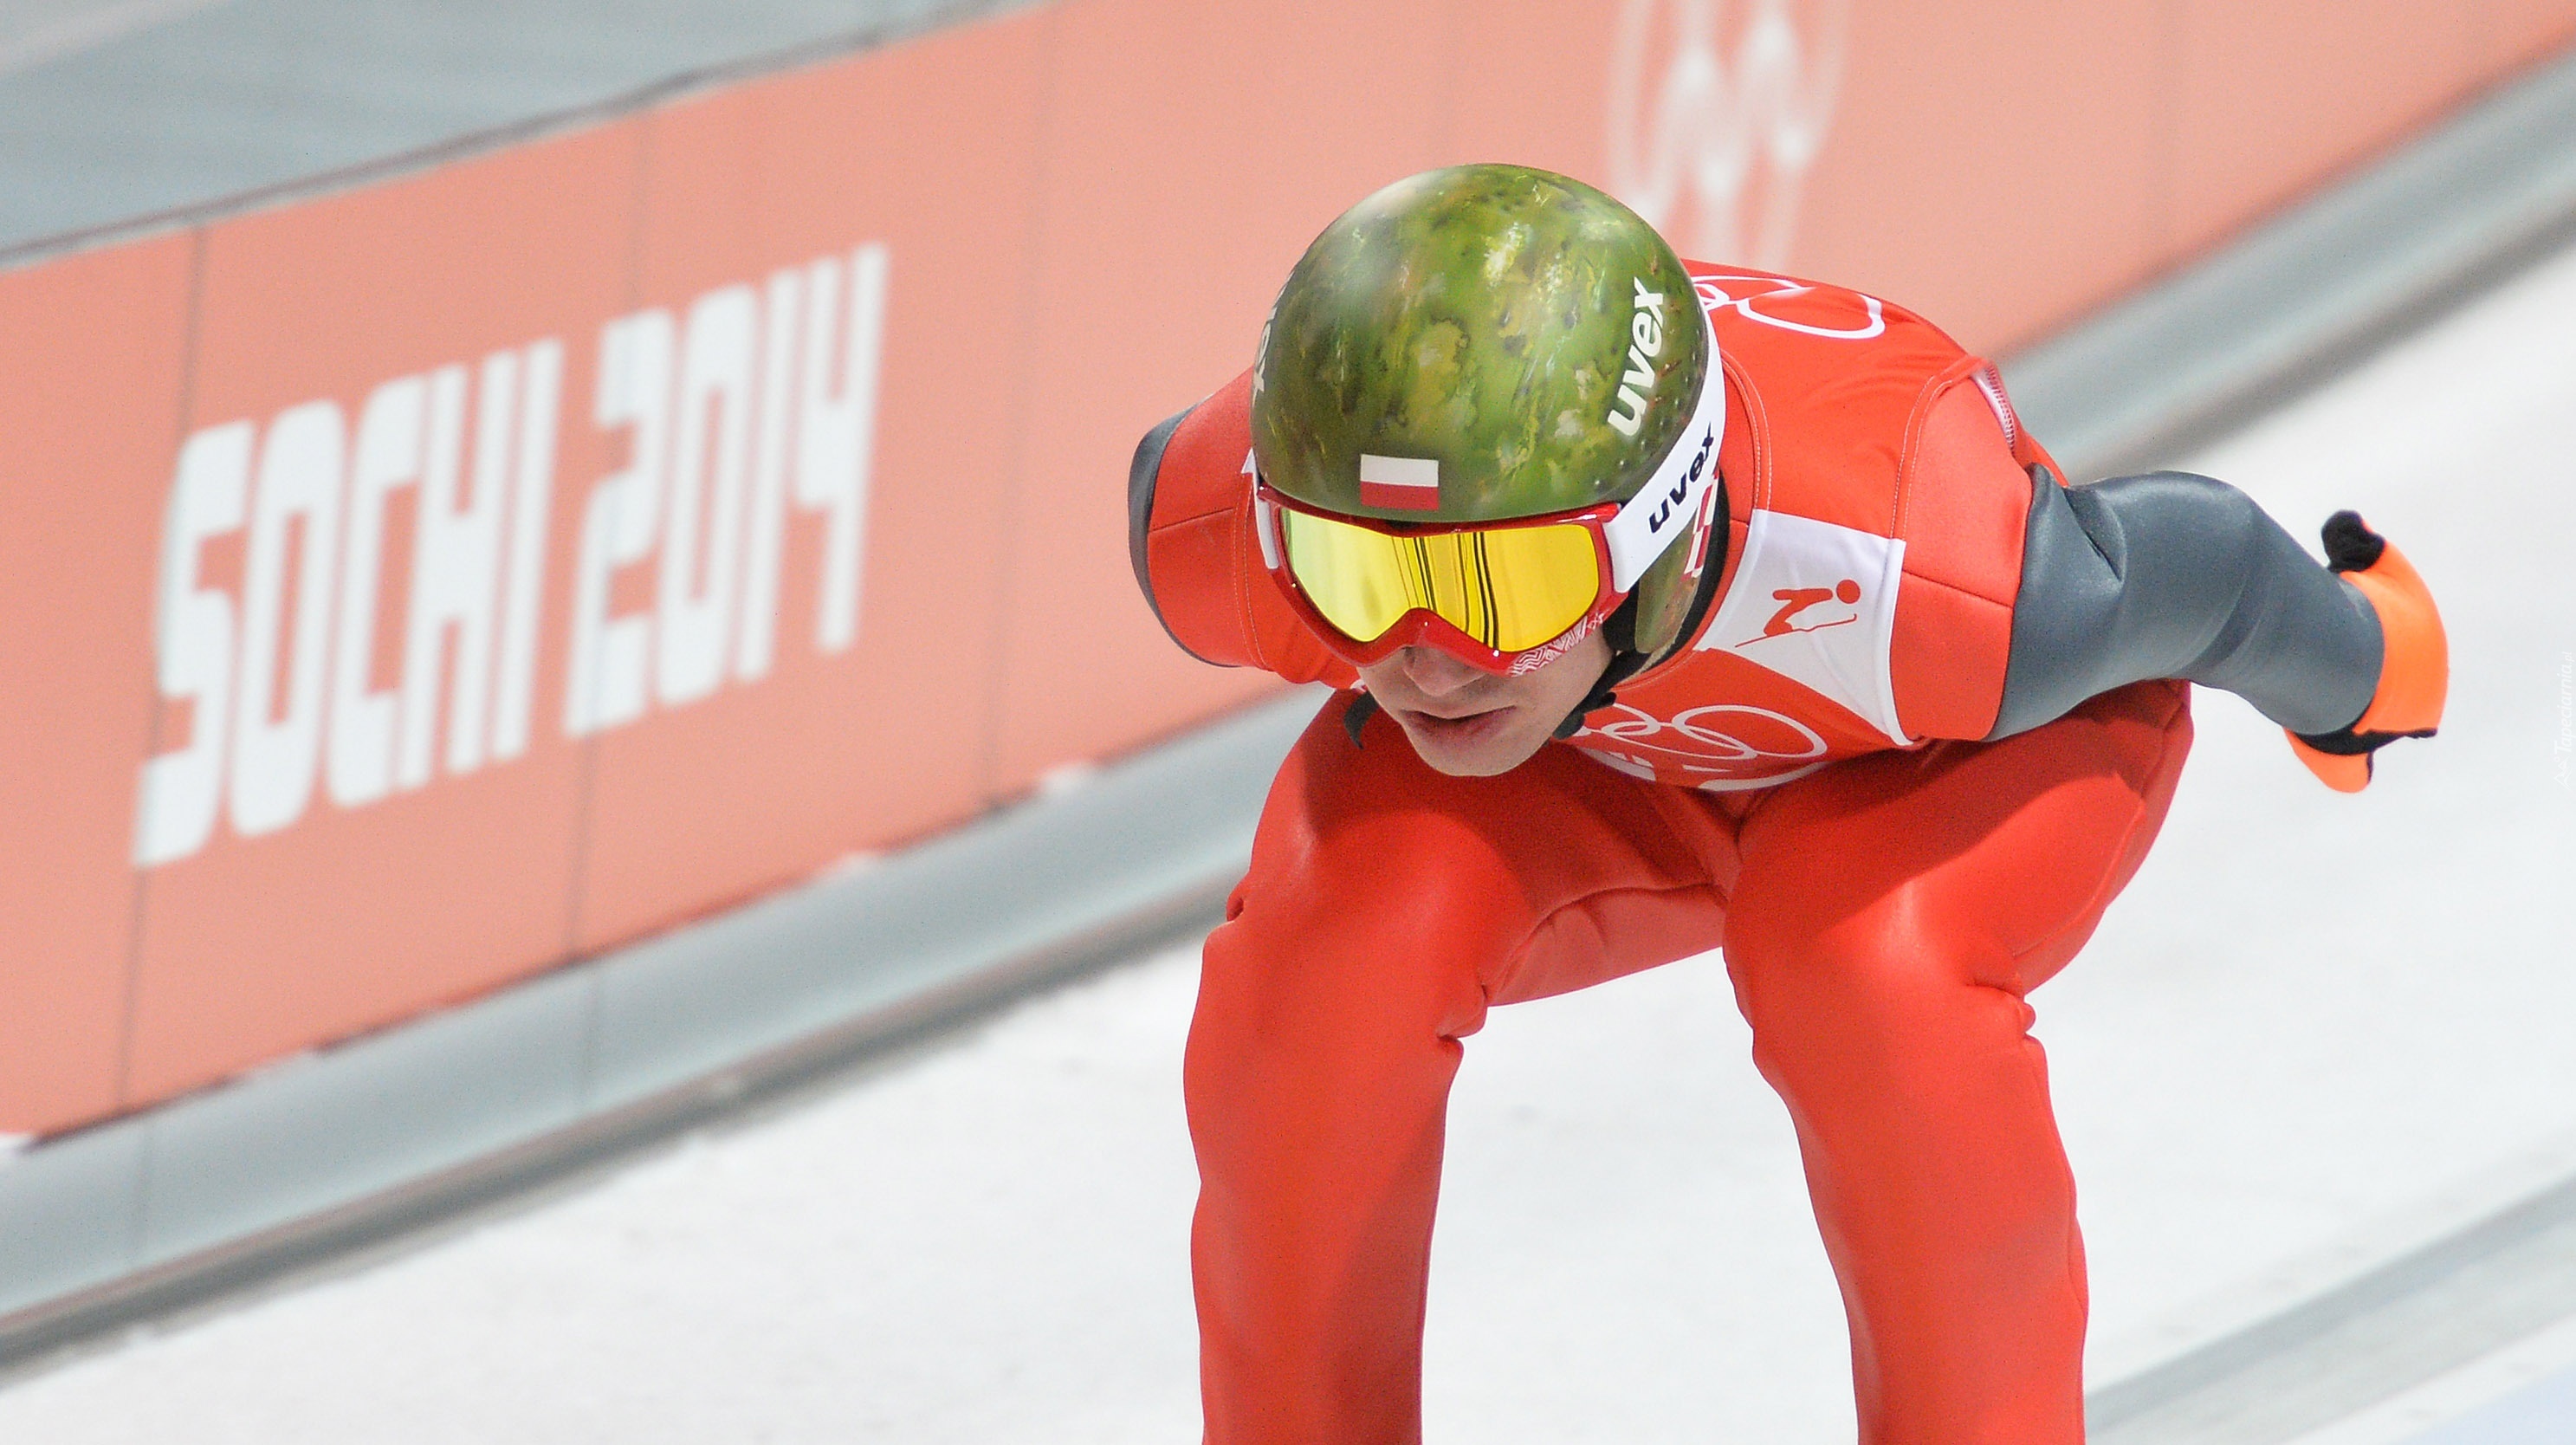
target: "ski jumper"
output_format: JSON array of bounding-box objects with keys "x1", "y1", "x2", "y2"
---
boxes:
[{"x1": 1129, "y1": 266, "x2": 2385, "y2": 1444}]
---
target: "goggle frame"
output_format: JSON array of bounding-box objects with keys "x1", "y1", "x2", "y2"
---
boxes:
[{"x1": 1253, "y1": 481, "x2": 1631, "y2": 677}]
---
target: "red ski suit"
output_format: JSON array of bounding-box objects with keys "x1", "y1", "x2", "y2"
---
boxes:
[{"x1": 1135, "y1": 267, "x2": 2196, "y2": 1444}]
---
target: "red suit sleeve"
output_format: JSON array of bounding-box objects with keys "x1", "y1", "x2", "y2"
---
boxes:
[
  {"x1": 1128, "y1": 368, "x2": 1357, "y2": 689},
  {"x1": 1887, "y1": 360, "x2": 2062, "y2": 742},
  {"x1": 1893, "y1": 355, "x2": 2379, "y2": 742}
]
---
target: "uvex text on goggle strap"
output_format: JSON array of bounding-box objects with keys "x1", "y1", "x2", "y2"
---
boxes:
[{"x1": 1254, "y1": 344, "x2": 1725, "y2": 676}]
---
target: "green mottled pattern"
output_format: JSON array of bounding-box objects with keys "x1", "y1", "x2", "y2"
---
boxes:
[{"x1": 1252, "y1": 165, "x2": 1706, "y2": 524}]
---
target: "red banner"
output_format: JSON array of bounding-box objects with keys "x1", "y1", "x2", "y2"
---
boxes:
[{"x1": 3, "y1": 0, "x2": 2567, "y2": 1133}]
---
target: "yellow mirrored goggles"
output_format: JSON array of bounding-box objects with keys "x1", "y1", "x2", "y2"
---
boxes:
[{"x1": 1272, "y1": 502, "x2": 1616, "y2": 658}]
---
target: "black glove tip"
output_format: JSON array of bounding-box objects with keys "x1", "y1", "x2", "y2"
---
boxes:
[{"x1": 2320, "y1": 510, "x2": 2387, "y2": 573}]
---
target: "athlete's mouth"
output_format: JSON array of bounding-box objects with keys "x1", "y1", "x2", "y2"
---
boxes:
[
  {"x1": 1394, "y1": 704, "x2": 1517, "y2": 745},
  {"x1": 1398, "y1": 703, "x2": 1511, "y2": 723}
]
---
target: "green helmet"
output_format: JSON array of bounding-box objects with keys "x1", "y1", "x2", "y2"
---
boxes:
[{"x1": 1251, "y1": 164, "x2": 1718, "y2": 663}]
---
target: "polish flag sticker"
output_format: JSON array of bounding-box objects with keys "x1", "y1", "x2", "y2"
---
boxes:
[{"x1": 1358, "y1": 453, "x2": 1440, "y2": 511}]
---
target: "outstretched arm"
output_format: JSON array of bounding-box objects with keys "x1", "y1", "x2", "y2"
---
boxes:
[
  {"x1": 1127, "y1": 368, "x2": 1357, "y2": 689},
  {"x1": 1987, "y1": 469, "x2": 2382, "y2": 740}
]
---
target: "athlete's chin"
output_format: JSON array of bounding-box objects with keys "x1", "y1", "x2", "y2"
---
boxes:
[{"x1": 1393, "y1": 707, "x2": 1552, "y2": 777}]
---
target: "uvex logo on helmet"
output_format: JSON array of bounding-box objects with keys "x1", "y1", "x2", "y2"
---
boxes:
[
  {"x1": 1646, "y1": 424, "x2": 1714, "y2": 534},
  {"x1": 1607, "y1": 276, "x2": 1667, "y2": 437}
]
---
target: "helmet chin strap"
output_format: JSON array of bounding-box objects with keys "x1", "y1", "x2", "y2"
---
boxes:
[
  {"x1": 1551, "y1": 594, "x2": 1645, "y2": 740},
  {"x1": 1550, "y1": 475, "x2": 1731, "y2": 742},
  {"x1": 1343, "y1": 690, "x2": 1382, "y2": 747}
]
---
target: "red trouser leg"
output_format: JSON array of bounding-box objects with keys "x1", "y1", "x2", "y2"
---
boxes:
[
  {"x1": 1188, "y1": 681, "x2": 2191, "y2": 1444},
  {"x1": 1187, "y1": 695, "x2": 1736, "y2": 1445},
  {"x1": 1723, "y1": 680, "x2": 2192, "y2": 1444}
]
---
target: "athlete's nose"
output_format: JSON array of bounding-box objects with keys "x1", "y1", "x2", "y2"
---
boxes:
[{"x1": 1395, "y1": 645, "x2": 1487, "y2": 699}]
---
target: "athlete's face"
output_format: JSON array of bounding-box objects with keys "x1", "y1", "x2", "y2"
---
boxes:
[{"x1": 1353, "y1": 629, "x2": 1612, "y2": 778}]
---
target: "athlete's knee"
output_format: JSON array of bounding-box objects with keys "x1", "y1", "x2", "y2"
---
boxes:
[
  {"x1": 1724, "y1": 883, "x2": 2029, "y2": 1085},
  {"x1": 1231, "y1": 743, "x2": 1546, "y2": 1001},
  {"x1": 1189, "y1": 821, "x2": 1509, "y2": 1117},
  {"x1": 1194, "y1": 888, "x2": 1498, "y2": 1107},
  {"x1": 1184, "y1": 916, "x2": 1475, "y2": 1204}
]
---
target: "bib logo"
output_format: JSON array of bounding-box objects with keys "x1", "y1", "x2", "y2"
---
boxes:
[
  {"x1": 1606, "y1": 0, "x2": 1853, "y2": 269},
  {"x1": 1573, "y1": 701, "x2": 1831, "y2": 790},
  {"x1": 1694, "y1": 271, "x2": 1886, "y2": 340},
  {"x1": 1698, "y1": 508, "x2": 1909, "y2": 747},
  {"x1": 1749, "y1": 577, "x2": 1861, "y2": 644}
]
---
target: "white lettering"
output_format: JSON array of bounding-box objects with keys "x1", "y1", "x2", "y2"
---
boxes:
[
  {"x1": 400, "y1": 362, "x2": 495, "y2": 785},
  {"x1": 489, "y1": 340, "x2": 561, "y2": 761},
  {"x1": 133, "y1": 242, "x2": 883, "y2": 859},
  {"x1": 1608, "y1": 386, "x2": 1647, "y2": 437},
  {"x1": 1608, "y1": 277, "x2": 1669, "y2": 437},
  {"x1": 133, "y1": 424, "x2": 251, "y2": 866},
  {"x1": 659, "y1": 283, "x2": 757, "y2": 706},
  {"x1": 230, "y1": 401, "x2": 345, "y2": 837},
  {"x1": 566, "y1": 310, "x2": 673, "y2": 737},
  {"x1": 327, "y1": 375, "x2": 424, "y2": 807},
  {"x1": 1632, "y1": 308, "x2": 1664, "y2": 357},
  {"x1": 796, "y1": 243, "x2": 886, "y2": 656},
  {"x1": 735, "y1": 266, "x2": 803, "y2": 683}
]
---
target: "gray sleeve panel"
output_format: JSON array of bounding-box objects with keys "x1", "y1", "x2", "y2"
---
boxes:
[
  {"x1": 1988, "y1": 470, "x2": 2383, "y2": 739},
  {"x1": 1127, "y1": 406, "x2": 1194, "y2": 653}
]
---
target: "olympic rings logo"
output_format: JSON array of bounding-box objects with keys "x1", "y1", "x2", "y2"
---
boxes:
[
  {"x1": 1576, "y1": 701, "x2": 1830, "y2": 767},
  {"x1": 1605, "y1": 0, "x2": 1853, "y2": 270},
  {"x1": 1693, "y1": 273, "x2": 1886, "y2": 340}
]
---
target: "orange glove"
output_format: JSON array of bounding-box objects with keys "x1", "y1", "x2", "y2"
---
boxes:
[{"x1": 2288, "y1": 512, "x2": 2446, "y2": 792}]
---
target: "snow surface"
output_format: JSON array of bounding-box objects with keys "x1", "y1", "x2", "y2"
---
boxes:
[{"x1": 4, "y1": 248, "x2": 2575, "y2": 1443}]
